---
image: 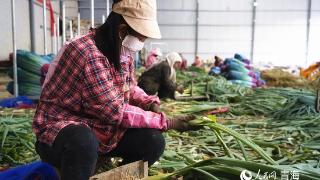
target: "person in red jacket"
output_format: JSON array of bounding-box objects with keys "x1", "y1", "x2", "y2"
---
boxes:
[
  {"x1": 146, "y1": 47, "x2": 162, "y2": 69},
  {"x1": 179, "y1": 53, "x2": 188, "y2": 70},
  {"x1": 192, "y1": 56, "x2": 202, "y2": 67},
  {"x1": 33, "y1": 0, "x2": 197, "y2": 179}
]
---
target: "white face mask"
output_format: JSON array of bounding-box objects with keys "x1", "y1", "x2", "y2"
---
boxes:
[{"x1": 121, "y1": 35, "x2": 144, "y2": 52}]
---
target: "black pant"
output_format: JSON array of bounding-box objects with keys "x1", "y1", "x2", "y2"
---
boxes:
[{"x1": 35, "y1": 125, "x2": 165, "y2": 180}]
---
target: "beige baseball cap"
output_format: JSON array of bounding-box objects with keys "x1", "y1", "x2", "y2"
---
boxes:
[{"x1": 112, "y1": 0, "x2": 161, "y2": 39}]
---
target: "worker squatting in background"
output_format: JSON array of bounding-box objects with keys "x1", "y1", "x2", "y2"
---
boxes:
[{"x1": 138, "y1": 52, "x2": 184, "y2": 99}]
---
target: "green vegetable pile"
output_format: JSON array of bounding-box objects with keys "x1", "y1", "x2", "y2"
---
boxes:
[
  {"x1": 150, "y1": 68, "x2": 320, "y2": 179},
  {"x1": 148, "y1": 113, "x2": 320, "y2": 180},
  {"x1": 0, "y1": 67, "x2": 319, "y2": 180},
  {"x1": 0, "y1": 111, "x2": 38, "y2": 167}
]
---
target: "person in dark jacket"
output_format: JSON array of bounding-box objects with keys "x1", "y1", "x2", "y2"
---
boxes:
[{"x1": 138, "y1": 52, "x2": 183, "y2": 99}]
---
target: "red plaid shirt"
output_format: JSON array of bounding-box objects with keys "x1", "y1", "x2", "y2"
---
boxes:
[{"x1": 33, "y1": 31, "x2": 167, "y2": 153}]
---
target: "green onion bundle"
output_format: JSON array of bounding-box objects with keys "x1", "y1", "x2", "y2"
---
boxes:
[{"x1": 0, "y1": 114, "x2": 38, "y2": 166}]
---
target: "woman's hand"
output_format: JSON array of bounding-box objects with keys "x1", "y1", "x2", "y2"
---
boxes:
[
  {"x1": 149, "y1": 103, "x2": 160, "y2": 113},
  {"x1": 167, "y1": 115, "x2": 199, "y2": 132},
  {"x1": 176, "y1": 85, "x2": 184, "y2": 94}
]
